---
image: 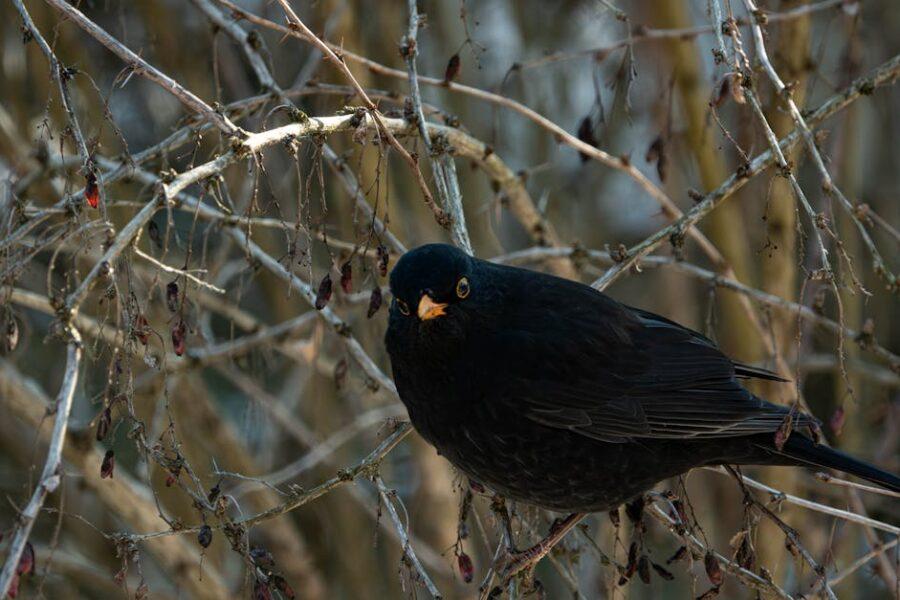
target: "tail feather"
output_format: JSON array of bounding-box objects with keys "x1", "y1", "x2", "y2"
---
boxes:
[{"x1": 775, "y1": 434, "x2": 900, "y2": 493}]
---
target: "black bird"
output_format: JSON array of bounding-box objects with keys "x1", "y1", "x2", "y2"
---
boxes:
[{"x1": 385, "y1": 244, "x2": 899, "y2": 568}]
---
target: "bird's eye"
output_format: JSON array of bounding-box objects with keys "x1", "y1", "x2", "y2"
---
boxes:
[
  {"x1": 395, "y1": 299, "x2": 410, "y2": 316},
  {"x1": 456, "y1": 277, "x2": 470, "y2": 299}
]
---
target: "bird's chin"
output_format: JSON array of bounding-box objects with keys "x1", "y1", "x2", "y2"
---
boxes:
[{"x1": 414, "y1": 315, "x2": 465, "y2": 347}]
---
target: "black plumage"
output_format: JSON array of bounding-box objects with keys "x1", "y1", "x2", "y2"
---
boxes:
[{"x1": 385, "y1": 244, "x2": 900, "y2": 512}]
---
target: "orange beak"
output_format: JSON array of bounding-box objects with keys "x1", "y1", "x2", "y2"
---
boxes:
[{"x1": 417, "y1": 294, "x2": 448, "y2": 320}]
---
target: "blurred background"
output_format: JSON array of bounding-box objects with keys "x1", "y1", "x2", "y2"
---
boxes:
[{"x1": 0, "y1": 0, "x2": 898, "y2": 598}]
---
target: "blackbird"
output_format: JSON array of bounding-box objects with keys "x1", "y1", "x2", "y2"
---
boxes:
[{"x1": 385, "y1": 244, "x2": 900, "y2": 516}]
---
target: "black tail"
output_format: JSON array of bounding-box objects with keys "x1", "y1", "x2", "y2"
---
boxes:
[{"x1": 776, "y1": 434, "x2": 900, "y2": 493}]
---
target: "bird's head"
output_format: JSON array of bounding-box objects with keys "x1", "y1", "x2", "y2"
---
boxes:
[{"x1": 386, "y1": 244, "x2": 484, "y2": 354}]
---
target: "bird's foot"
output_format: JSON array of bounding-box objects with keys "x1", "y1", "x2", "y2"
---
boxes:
[{"x1": 494, "y1": 512, "x2": 587, "y2": 587}]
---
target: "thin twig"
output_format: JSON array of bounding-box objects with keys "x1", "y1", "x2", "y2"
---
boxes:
[
  {"x1": 0, "y1": 328, "x2": 82, "y2": 598},
  {"x1": 44, "y1": 0, "x2": 241, "y2": 136},
  {"x1": 375, "y1": 475, "x2": 443, "y2": 599},
  {"x1": 591, "y1": 52, "x2": 900, "y2": 290}
]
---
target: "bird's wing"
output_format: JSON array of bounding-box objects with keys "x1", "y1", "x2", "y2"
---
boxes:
[{"x1": 482, "y1": 268, "x2": 809, "y2": 443}]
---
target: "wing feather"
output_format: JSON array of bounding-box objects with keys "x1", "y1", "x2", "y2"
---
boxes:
[{"x1": 478, "y1": 264, "x2": 815, "y2": 443}]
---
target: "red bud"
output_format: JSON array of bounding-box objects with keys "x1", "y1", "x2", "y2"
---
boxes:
[
  {"x1": 85, "y1": 172, "x2": 100, "y2": 208},
  {"x1": 457, "y1": 552, "x2": 474, "y2": 583}
]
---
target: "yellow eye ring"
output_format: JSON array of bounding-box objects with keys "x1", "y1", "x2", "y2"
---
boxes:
[
  {"x1": 456, "y1": 277, "x2": 470, "y2": 299},
  {"x1": 396, "y1": 299, "x2": 410, "y2": 316}
]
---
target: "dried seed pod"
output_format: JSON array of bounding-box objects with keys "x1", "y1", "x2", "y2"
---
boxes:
[
  {"x1": 376, "y1": 244, "x2": 389, "y2": 277},
  {"x1": 172, "y1": 320, "x2": 187, "y2": 356},
  {"x1": 625, "y1": 496, "x2": 645, "y2": 523},
  {"x1": 667, "y1": 545, "x2": 688, "y2": 564},
  {"x1": 774, "y1": 413, "x2": 793, "y2": 451},
  {"x1": 100, "y1": 450, "x2": 115, "y2": 479},
  {"x1": 165, "y1": 281, "x2": 179, "y2": 312},
  {"x1": 85, "y1": 171, "x2": 100, "y2": 208},
  {"x1": 96, "y1": 407, "x2": 112, "y2": 441},
  {"x1": 651, "y1": 561, "x2": 675, "y2": 581},
  {"x1": 271, "y1": 575, "x2": 296, "y2": 599},
  {"x1": 444, "y1": 53, "x2": 461, "y2": 83},
  {"x1": 315, "y1": 273, "x2": 333, "y2": 310},
  {"x1": 340, "y1": 262, "x2": 353, "y2": 293},
  {"x1": 645, "y1": 135, "x2": 667, "y2": 182},
  {"x1": 608, "y1": 507, "x2": 620, "y2": 527},
  {"x1": 624, "y1": 541, "x2": 639, "y2": 579},
  {"x1": 367, "y1": 287, "x2": 383, "y2": 318},
  {"x1": 253, "y1": 579, "x2": 272, "y2": 600},
  {"x1": 457, "y1": 551, "x2": 474, "y2": 583},
  {"x1": 637, "y1": 555, "x2": 651, "y2": 584},
  {"x1": 576, "y1": 116, "x2": 598, "y2": 163},
  {"x1": 704, "y1": 552, "x2": 723, "y2": 586},
  {"x1": 696, "y1": 586, "x2": 721, "y2": 600},
  {"x1": 134, "y1": 314, "x2": 150, "y2": 345},
  {"x1": 16, "y1": 542, "x2": 35, "y2": 576},
  {"x1": 198, "y1": 525, "x2": 213, "y2": 548}
]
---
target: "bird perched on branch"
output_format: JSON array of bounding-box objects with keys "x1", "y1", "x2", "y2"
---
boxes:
[{"x1": 385, "y1": 243, "x2": 900, "y2": 576}]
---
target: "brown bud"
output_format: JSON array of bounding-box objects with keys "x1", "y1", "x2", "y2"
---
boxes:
[
  {"x1": 134, "y1": 314, "x2": 150, "y2": 345},
  {"x1": 457, "y1": 551, "x2": 474, "y2": 583},
  {"x1": 172, "y1": 320, "x2": 187, "y2": 356},
  {"x1": 444, "y1": 54, "x2": 461, "y2": 83},
  {"x1": 165, "y1": 281, "x2": 179, "y2": 312},
  {"x1": 198, "y1": 524, "x2": 213, "y2": 548},
  {"x1": 16, "y1": 542, "x2": 35, "y2": 576},
  {"x1": 101, "y1": 450, "x2": 115, "y2": 479},
  {"x1": 704, "y1": 552, "x2": 723, "y2": 586},
  {"x1": 576, "y1": 116, "x2": 598, "y2": 163},
  {"x1": 340, "y1": 262, "x2": 353, "y2": 293},
  {"x1": 652, "y1": 561, "x2": 674, "y2": 581},
  {"x1": 96, "y1": 407, "x2": 112, "y2": 441},
  {"x1": 376, "y1": 245, "x2": 389, "y2": 277},
  {"x1": 315, "y1": 273, "x2": 333, "y2": 310},
  {"x1": 637, "y1": 555, "x2": 651, "y2": 584},
  {"x1": 367, "y1": 287, "x2": 383, "y2": 318},
  {"x1": 667, "y1": 546, "x2": 688, "y2": 564}
]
